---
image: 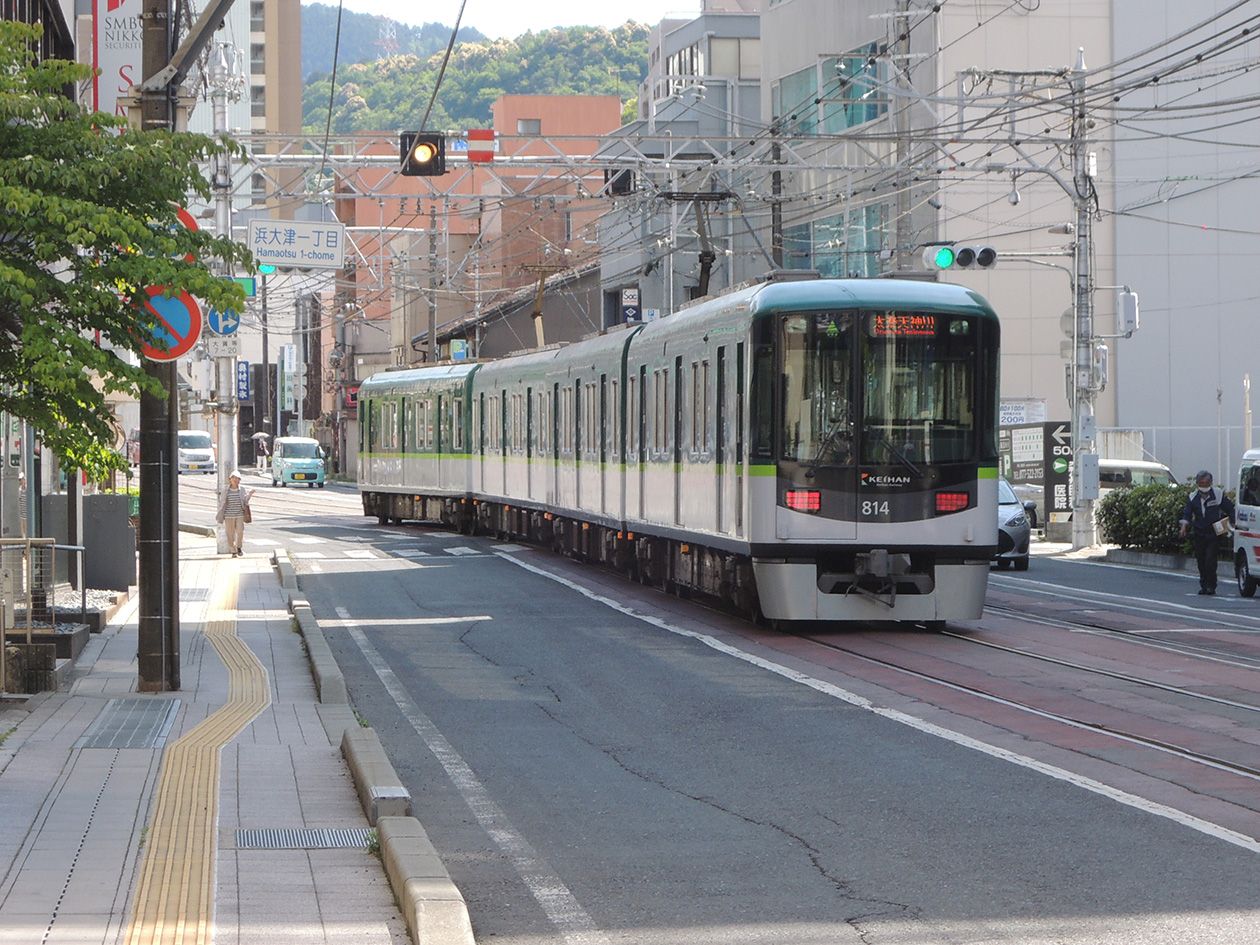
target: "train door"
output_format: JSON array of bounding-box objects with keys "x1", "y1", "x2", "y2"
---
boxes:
[
  {"x1": 599, "y1": 374, "x2": 608, "y2": 514},
  {"x1": 435, "y1": 394, "x2": 444, "y2": 489},
  {"x1": 716, "y1": 347, "x2": 727, "y2": 533},
  {"x1": 526, "y1": 386, "x2": 534, "y2": 497},
  {"x1": 452, "y1": 396, "x2": 464, "y2": 491},
  {"x1": 551, "y1": 383, "x2": 560, "y2": 506},
  {"x1": 577, "y1": 378, "x2": 584, "y2": 511},
  {"x1": 476, "y1": 393, "x2": 484, "y2": 491},
  {"x1": 637, "y1": 366, "x2": 647, "y2": 519},
  {"x1": 673, "y1": 356, "x2": 683, "y2": 526},
  {"x1": 735, "y1": 342, "x2": 745, "y2": 537},
  {"x1": 498, "y1": 390, "x2": 507, "y2": 495}
]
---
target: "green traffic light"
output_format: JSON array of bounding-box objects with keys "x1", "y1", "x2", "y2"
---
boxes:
[
  {"x1": 931, "y1": 246, "x2": 956, "y2": 268},
  {"x1": 258, "y1": 264, "x2": 276, "y2": 274}
]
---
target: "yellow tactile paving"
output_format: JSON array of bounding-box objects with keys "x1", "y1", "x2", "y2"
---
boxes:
[{"x1": 125, "y1": 560, "x2": 271, "y2": 945}]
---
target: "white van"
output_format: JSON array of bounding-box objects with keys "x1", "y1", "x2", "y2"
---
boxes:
[
  {"x1": 176, "y1": 429, "x2": 216, "y2": 474},
  {"x1": 1233, "y1": 450, "x2": 1260, "y2": 595},
  {"x1": 1098, "y1": 458, "x2": 1177, "y2": 493},
  {"x1": 1014, "y1": 457, "x2": 1176, "y2": 528}
]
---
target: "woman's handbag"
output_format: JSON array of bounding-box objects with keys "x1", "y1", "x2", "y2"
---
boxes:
[{"x1": 243, "y1": 504, "x2": 252, "y2": 524}]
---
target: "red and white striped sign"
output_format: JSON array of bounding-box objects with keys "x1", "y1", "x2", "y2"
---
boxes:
[{"x1": 467, "y1": 129, "x2": 496, "y2": 163}]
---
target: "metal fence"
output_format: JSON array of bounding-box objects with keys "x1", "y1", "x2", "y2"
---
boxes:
[{"x1": 1, "y1": 538, "x2": 86, "y2": 694}]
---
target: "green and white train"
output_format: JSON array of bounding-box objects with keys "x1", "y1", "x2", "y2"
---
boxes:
[{"x1": 358, "y1": 273, "x2": 1001, "y2": 626}]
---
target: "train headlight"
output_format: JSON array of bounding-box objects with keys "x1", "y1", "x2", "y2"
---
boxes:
[
  {"x1": 935, "y1": 492, "x2": 969, "y2": 513},
  {"x1": 785, "y1": 490, "x2": 821, "y2": 512}
]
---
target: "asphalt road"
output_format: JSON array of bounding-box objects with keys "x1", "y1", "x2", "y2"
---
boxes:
[{"x1": 264, "y1": 510, "x2": 1260, "y2": 945}]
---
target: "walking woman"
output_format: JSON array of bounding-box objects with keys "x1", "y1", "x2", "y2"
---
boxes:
[{"x1": 215, "y1": 470, "x2": 254, "y2": 557}]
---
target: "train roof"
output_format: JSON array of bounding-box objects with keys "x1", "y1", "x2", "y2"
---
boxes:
[
  {"x1": 358, "y1": 361, "x2": 480, "y2": 394},
  {"x1": 744, "y1": 277, "x2": 999, "y2": 319}
]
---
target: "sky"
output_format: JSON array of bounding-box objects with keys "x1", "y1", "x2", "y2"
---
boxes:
[{"x1": 310, "y1": 0, "x2": 704, "y2": 42}]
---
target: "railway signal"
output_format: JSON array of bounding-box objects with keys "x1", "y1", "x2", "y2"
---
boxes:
[{"x1": 400, "y1": 131, "x2": 446, "y2": 176}]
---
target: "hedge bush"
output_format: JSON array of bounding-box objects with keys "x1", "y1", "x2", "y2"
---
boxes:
[{"x1": 1095, "y1": 483, "x2": 1195, "y2": 555}]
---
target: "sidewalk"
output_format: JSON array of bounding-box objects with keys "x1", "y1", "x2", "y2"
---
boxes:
[{"x1": 0, "y1": 533, "x2": 412, "y2": 945}]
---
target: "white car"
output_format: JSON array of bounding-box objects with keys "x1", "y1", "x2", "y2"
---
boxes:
[{"x1": 177, "y1": 430, "x2": 216, "y2": 474}]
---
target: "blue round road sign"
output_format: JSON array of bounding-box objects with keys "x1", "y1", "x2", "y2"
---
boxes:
[
  {"x1": 207, "y1": 307, "x2": 240, "y2": 335},
  {"x1": 139, "y1": 286, "x2": 202, "y2": 361}
]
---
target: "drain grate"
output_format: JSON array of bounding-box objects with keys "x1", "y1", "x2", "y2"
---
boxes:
[
  {"x1": 75, "y1": 698, "x2": 181, "y2": 749},
  {"x1": 180, "y1": 588, "x2": 210, "y2": 602},
  {"x1": 235, "y1": 827, "x2": 375, "y2": 850}
]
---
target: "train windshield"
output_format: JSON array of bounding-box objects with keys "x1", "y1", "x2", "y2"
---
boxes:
[{"x1": 778, "y1": 310, "x2": 982, "y2": 468}]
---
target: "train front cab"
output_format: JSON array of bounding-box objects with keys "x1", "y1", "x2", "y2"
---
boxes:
[
  {"x1": 359, "y1": 364, "x2": 478, "y2": 526},
  {"x1": 744, "y1": 284, "x2": 1000, "y2": 623}
]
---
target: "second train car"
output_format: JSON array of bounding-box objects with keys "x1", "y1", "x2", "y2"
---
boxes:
[{"x1": 358, "y1": 273, "x2": 1001, "y2": 626}]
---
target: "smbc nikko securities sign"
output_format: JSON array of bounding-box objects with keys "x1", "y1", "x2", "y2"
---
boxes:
[{"x1": 248, "y1": 220, "x2": 346, "y2": 271}]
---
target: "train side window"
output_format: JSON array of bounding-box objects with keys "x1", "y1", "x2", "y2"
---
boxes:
[
  {"x1": 498, "y1": 391, "x2": 507, "y2": 453},
  {"x1": 660, "y1": 370, "x2": 670, "y2": 458},
  {"x1": 609, "y1": 378, "x2": 618, "y2": 463},
  {"x1": 453, "y1": 397, "x2": 464, "y2": 452},
  {"x1": 476, "y1": 394, "x2": 484, "y2": 456},
  {"x1": 751, "y1": 344, "x2": 773, "y2": 459}
]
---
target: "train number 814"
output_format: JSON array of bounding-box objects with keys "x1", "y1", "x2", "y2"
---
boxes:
[{"x1": 861, "y1": 499, "x2": 890, "y2": 517}]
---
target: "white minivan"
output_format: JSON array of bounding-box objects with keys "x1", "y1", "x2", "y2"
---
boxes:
[
  {"x1": 1015, "y1": 457, "x2": 1176, "y2": 528},
  {"x1": 176, "y1": 429, "x2": 216, "y2": 474},
  {"x1": 1233, "y1": 449, "x2": 1260, "y2": 595}
]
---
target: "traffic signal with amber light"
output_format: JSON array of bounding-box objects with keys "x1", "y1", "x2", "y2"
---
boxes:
[
  {"x1": 400, "y1": 131, "x2": 446, "y2": 176},
  {"x1": 922, "y1": 244, "x2": 998, "y2": 270}
]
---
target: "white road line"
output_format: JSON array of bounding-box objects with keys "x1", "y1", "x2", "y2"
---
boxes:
[
  {"x1": 337, "y1": 606, "x2": 608, "y2": 945},
  {"x1": 497, "y1": 553, "x2": 1260, "y2": 855},
  {"x1": 323, "y1": 616, "x2": 491, "y2": 627}
]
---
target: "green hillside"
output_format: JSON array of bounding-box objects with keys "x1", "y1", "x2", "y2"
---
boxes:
[
  {"x1": 302, "y1": 3, "x2": 489, "y2": 79},
  {"x1": 301, "y1": 14, "x2": 650, "y2": 134}
]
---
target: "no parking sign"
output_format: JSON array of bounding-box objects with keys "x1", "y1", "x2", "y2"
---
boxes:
[{"x1": 138, "y1": 286, "x2": 202, "y2": 361}]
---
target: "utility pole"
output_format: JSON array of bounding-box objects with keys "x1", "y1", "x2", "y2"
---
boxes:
[
  {"x1": 892, "y1": 0, "x2": 914, "y2": 272},
  {"x1": 429, "y1": 203, "x2": 439, "y2": 361},
  {"x1": 135, "y1": 0, "x2": 181, "y2": 691},
  {"x1": 209, "y1": 43, "x2": 240, "y2": 554},
  {"x1": 131, "y1": 0, "x2": 239, "y2": 689},
  {"x1": 1070, "y1": 48, "x2": 1099, "y2": 550}
]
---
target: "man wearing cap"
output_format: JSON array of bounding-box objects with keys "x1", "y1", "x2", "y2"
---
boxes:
[
  {"x1": 1179, "y1": 469, "x2": 1235, "y2": 595},
  {"x1": 215, "y1": 470, "x2": 254, "y2": 557}
]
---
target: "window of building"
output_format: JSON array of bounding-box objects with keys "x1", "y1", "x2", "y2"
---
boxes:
[
  {"x1": 250, "y1": 43, "x2": 265, "y2": 74},
  {"x1": 517, "y1": 118, "x2": 541, "y2": 135},
  {"x1": 709, "y1": 38, "x2": 760, "y2": 81},
  {"x1": 773, "y1": 42, "x2": 886, "y2": 135}
]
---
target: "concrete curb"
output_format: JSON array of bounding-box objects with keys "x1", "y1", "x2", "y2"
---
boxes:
[
  {"x1": 377, "y1": 817, "x2": 477, "y2": 945},
  {"x1": 1104, "y1": 548, "x2": 1234, "y2": 578},
  {"x1": 289, "y1": 596, "x2": 347, "y2": 704},
  {"x1": 179, "y1": 522, "x2": 216, "y2": 537},
  {"x1": 341, "y1": 727, "x2": 412, "y2": 824},
  {"x1": 279, "y1": 548, "x2": 475, "y2": 945},
  {"x1": 272, "y1": 549, "x2": 299, "y2": 591}
]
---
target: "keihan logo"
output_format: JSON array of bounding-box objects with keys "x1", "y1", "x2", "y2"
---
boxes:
[{"x1": 861, "y1": 473, "x2": 911, "y2": 487}]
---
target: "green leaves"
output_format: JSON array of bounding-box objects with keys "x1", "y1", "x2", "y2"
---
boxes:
[{"x1": 0, "y1": 21, "x2": 252, "y2": 479}]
